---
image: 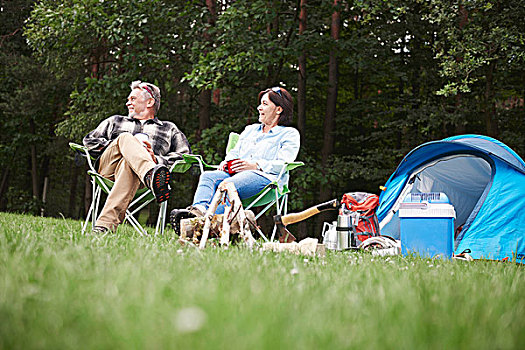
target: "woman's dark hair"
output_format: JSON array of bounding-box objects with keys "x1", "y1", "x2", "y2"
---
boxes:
[{"x1": 258, "y1": 87, "x2": 294, "y2": 126}]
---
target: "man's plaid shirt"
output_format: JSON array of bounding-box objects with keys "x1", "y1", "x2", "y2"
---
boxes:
[{"x1": 83, "y1": 115, "x2": 191, "y2": 167}]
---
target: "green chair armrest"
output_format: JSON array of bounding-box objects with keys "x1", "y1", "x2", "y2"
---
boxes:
[
  {"x1": 69, "y1": 142, "x2": 95, "y2": 159},
  {"x1": 69, "y1": 142, "x2": 86, "y2": 152},
  {"x1": 170, "y1": 154, "x2": 220, "y2": 174},
  {"x1": 182, "y1": 154, "x2": 219, "y2": 170},
  {"x1": 70, "y1": 142, "x2": 98, "y2": 160},
  {"x1": 285, "y1": 161, "x2": 304, "y2": 172},
  {"x1": 170, "y1": 159, "x2": 193, "y2": 173}
]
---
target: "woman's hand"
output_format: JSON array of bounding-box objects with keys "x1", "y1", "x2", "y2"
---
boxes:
[{"x1": 228, "y1": 159, "x2": 259, "y2": 173}]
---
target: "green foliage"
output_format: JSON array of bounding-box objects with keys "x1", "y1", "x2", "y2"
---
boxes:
[
  {"x1": 4, "y1": 188, "x2": 42, "y2": 214},
  {"x1": 24, "y1": 0, "x2": 197, "y2": 138},
  {"x1": 1, "y1": 213, "x2": 525, "y2": 349},
  {"x1": 430, "y1": 0, "x2": 525, "y2": 96},
  {"x1": 184, "y1": 0, "x2": 304, "y2": 89},
  {"x1": 1, "y1": 0, "x2": 522, "y2": 230}
]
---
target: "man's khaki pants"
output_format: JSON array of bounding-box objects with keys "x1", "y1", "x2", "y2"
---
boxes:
[{"x1": 96, "y1": 133, "x2": 156, "y2": 230}]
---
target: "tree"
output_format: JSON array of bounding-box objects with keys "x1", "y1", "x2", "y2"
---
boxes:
[
  {"x1": 432, "y1": 0, "x2": 525, "y2": 139},
  {"x1": 0, "y1": 0, "x2": 72, "y2": 214},
  {"x1": 297, "y1": 0, "x2": 308, "y2": 143},
  {"x1": 4, "y1": 0, "x2": 522, "y2": 239}
]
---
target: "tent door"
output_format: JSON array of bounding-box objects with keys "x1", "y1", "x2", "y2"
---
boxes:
[{"x1": 380, "y1": 154, "x2": 492, "y2": 240}]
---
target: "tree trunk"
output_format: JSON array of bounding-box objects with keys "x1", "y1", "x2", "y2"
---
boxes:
[
  {"x1": 484, "y1": 60, "x2": 498, "y2": 138},
  {"x1": 297, "y1": 0, "x2": 307, "y2": 144},
  {"x1": 68, "y1": 165, "x2": 79, "y2": 218},
  {"x1": 320, "y1": 0, "x2": 340, "y2": 203},
  {"x1": 40, "y1": 155, "x2": 50, "y2": 194},
  {"x1": 39, "y1": 154, "x2": 50, "y2": 216},
  {"x1": 317, "y1": 1, "x2": 341, "y2": 233},
  {"x1": 454, "y1": 3, "x2": 468, "y2": 135},
  {"x1": 195, "y1": 0, "x2": 218, "y2": 141},
  {"x1": 297, "y1": 0, "x2": 307, "y2": 239},
  {"x1": 29, "y1": 119, "x2": 39, "y2": 200},
  {"x1": 197, "y1": 89, "x2": 212, "y2": 140},
  {"x1": 0, "y1": 169, "x2": 10, "y2": 210}
]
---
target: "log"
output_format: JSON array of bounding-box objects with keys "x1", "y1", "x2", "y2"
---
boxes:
[
  {"x1": 179, "y1": 210, "x2": 256, "y2": 245},
  {"x1": 262, "y1": 238, "x2": 326, "y2": 258}
]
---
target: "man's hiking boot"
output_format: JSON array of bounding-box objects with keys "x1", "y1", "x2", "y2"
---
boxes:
[
  {"x1": 92, "y1": 226, "x2": 109, "y2": 235},
  {"x1": 144, "y1": 164, "x2": 171, "y2": 203}
]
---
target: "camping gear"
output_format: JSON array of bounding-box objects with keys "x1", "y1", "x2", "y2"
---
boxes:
[
  {"x1": 358, "y1": 236, "x2": 401, "y2": 256},
  {"x1": 377, "y1": 134, "x2": 525, "y2": 261},
  {"x1": 399, "y1": 192, "x2": 456, "y2": 258},
  {"x1": 340, "y1": 192, "x2": 380, "y2": 245},
  {"x1": 321, "y1": 222, "x2": 338, "y2": 250},
  {"x1": 336, "y1": 213, "x2": 354, "y2": 249},
  {"x1": 274, "y1": 199, "x2": 339, "y2": 243},
  {"x1": 321, "y1": 218, "x2": 353, "y2": 251}
]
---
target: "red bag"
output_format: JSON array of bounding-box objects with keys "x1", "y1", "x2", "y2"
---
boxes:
[{"x1": 341, "y1": 192, "x2": 380, "y2": 244}]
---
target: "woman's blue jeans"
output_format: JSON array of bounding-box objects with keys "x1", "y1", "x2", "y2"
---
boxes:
[{"x1": 192, "y1": 170, "x2": 271, "y2": 214}]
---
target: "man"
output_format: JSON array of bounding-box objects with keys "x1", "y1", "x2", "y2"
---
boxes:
[{"x1": 83, "y1": 80, "x2": 190, "y2": 233}]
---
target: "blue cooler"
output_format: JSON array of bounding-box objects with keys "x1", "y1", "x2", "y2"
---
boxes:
[{"x1": 399, "y1": 192, "x2": 456, "y2": 259}]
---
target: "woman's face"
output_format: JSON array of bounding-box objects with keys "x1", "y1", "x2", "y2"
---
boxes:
[{"x1": 257, "y1": 92, "x2": 282, "y2": 127}]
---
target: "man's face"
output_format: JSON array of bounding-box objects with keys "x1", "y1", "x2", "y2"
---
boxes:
[{"x1": 126, "y1": 88, "x2": 152, "y2": 119}]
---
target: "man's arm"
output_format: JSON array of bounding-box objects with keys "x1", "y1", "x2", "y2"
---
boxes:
[
  {"x1": 83, "y1": 117, "x2": 114, "y2": 156},
  {"x1": 156, "y1": 129, "x2": 191, "y2": 167}
]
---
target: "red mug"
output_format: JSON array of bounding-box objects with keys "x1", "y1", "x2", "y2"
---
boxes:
[{"x1": 225, "y1": 159, "x2": 239, "y2": 175}]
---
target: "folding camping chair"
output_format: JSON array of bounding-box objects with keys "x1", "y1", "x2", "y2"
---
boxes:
[
  {"x1": 178, "y1": 132, "x2": 304, "y2": 241},
  {"x1": 70, "y1": 142, "x2": 191, "y2": 236}
]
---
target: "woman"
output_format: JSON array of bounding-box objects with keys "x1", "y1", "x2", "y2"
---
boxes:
[{"x1": 171, "y1": 86, "x2": 300, "y2": 226}]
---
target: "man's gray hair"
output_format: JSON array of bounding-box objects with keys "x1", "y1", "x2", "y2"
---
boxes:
[{"x1": 130, "y1": 80, "x2": 161, "y2": 114}]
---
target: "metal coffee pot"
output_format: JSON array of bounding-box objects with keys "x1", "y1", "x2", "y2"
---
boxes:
[
  {"x1": 322, "y1": 215, "x2": 356, "y2": 251},
  {"x1": 322, "y1": 221, "x2": 338, "y2": 250}
]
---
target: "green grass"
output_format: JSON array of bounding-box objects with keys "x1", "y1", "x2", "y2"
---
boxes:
[{"x1": 1, "y1": 212, "x2": 524, "y2": 349}]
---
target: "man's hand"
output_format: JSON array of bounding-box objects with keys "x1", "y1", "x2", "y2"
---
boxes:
[{"x1": 143, "y1": 141, "x2": 157, "y2": 163}]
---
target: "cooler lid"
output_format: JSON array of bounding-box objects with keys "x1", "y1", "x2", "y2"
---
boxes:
[
  {"x1": 403, "y1": 192, "x2": 450, "y2": 204},
  {"x1": 399, "y1": 203, "x2": 456, "y2": 219}
]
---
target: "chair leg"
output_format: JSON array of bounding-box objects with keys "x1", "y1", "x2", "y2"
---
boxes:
[
  {"x1": 254, "y1": 200, "x2": 277, "y2": 221},
  {"x1": 82, "y1": 186, "x2": 95, "y2": 234},
  {"x1": 275, "y1": 189, "x2": 281, "y2": 215},
  {"x1": 245, "y1": 187, "x2": 272, "y2": 211},
  {"x1": 270, "y1": 225, "x2": 278, "y2": 242},
  {"x1": 93, "y1": 185, "x2": 102, "y2": 230},
  {"x1": 83, "y1": 184, "x2": 101, "y2": 235},
  {"x1": 155, "y1": 201, "x2": 167, "y2": 236},
  {"x1": 269, "y1": 190, "x2": 281, "y2": 242},
  {"x1": 270, "y1": 194, "x2": 288, "y2": 242},
  {"x1": 124, "y1": 210, "x2": 147, "y2": 236}
]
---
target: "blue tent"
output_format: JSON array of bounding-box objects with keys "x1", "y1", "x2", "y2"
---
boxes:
[{"x1": 377, "y1": 134, "x2": 525, "y2": 261}]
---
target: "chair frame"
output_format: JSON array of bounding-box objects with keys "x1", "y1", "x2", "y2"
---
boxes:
[
  {"x1": 177, "y1": 132, "x2": 304, "y2": 241},
  {"x1": 70, "y1": 142, "x2": 183, "y2": 236}
]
